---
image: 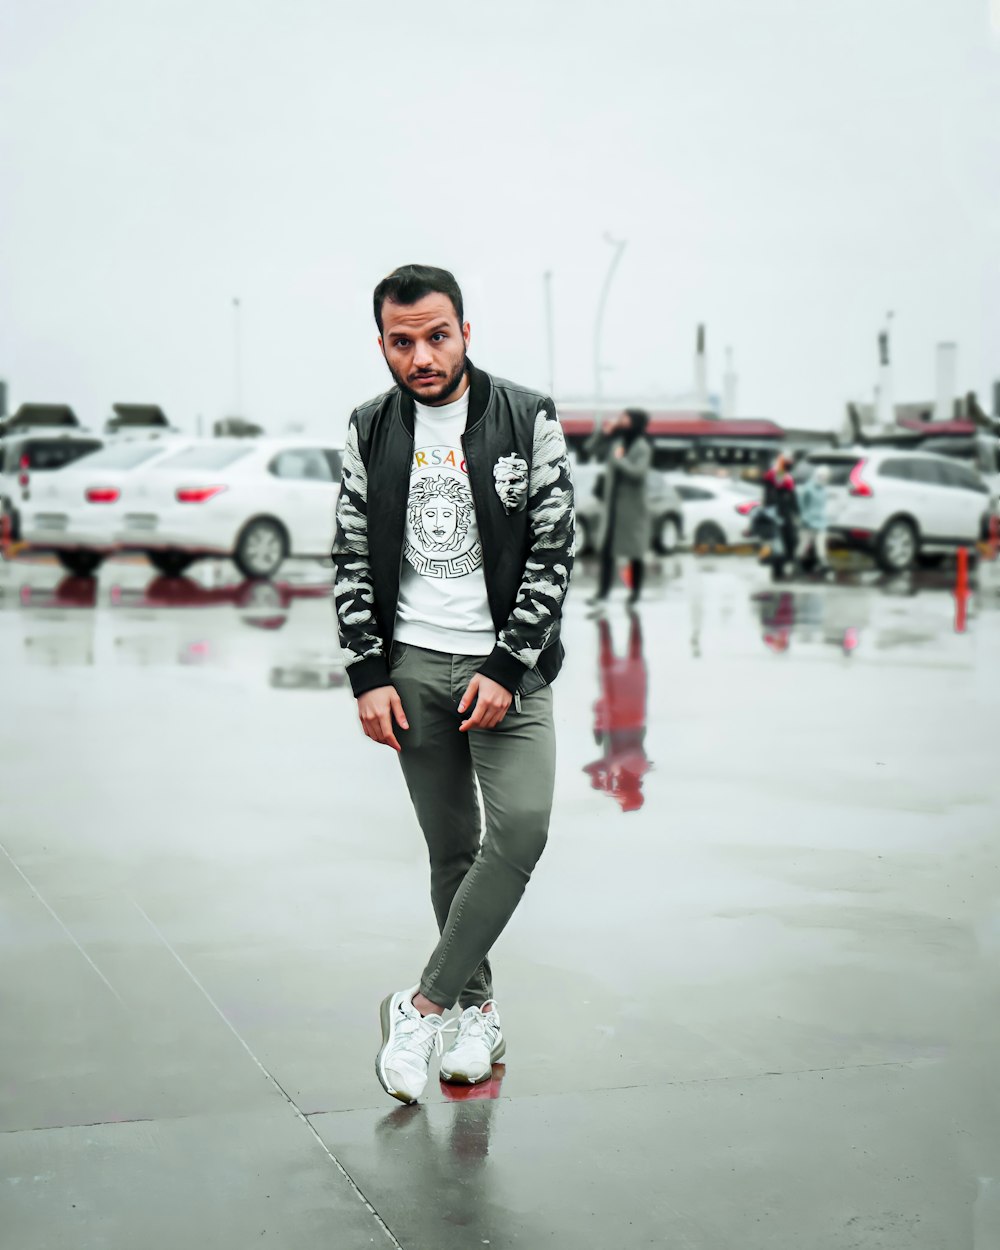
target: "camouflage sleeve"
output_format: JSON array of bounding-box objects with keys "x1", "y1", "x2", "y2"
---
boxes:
[
  {"x1": 479, "y1": 403, "x2": 575, "y2": 692},
  {"x1": 330, "y1": 413, "x2": 391, "y2": 697}
]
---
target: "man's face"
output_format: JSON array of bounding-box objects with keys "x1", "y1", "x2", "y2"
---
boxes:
[
  {"x1": 379, "y1": 293, "x2": 471, "y2": 406},
  {"x1": 421, "y1": 496, "x2": 457, "y2": 544}
]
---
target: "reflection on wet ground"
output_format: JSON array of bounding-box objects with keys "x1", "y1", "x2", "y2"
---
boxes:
[
  {"x1": 583, "y1": 612, "x2": 650, "y2": 811},
  {"x1": 2, "y1": 550, "x2": 998, "y2": 1248}
]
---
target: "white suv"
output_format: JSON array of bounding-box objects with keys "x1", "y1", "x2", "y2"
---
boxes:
[{"x1": 803, "y1": 448, "x2": 994, "y2": 572}]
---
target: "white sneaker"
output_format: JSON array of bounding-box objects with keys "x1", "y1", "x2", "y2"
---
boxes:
[
  {"x1": 375, "y1": 987, "x2": 453, "y2": 1105},
  {"x1": 439, "y1": 1003, "x2": 505, "y2": 1085}
]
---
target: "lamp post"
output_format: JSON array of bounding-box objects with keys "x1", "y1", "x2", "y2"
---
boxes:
[
  {"x1": 593, "y1": 232, "x2": 627, "y2": 425},
  {"x1": 543, "y1": 270, "x2": 555, "y2": 397},
  {"x1": 232, "y1": 297, "x2": 244, "y2": 417}
]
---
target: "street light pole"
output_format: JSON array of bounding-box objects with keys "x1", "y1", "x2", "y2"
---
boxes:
[
  {"x1": 543, "y1": 270, "x2": 555, "y2": 398},
  {"x1": 232, "y1": 297, "x2": 244, "y2": 416},
  {"x1": 593, "y1": 232, "x2": 627, "y2": 424}
]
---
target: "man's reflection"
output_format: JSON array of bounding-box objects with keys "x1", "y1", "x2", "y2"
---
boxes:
[
  {"x1": 582, "y1": 611, "x2": 651, "y2": 812},
  {"x1": 374, "y1": 1068, "x2": 505, "y2": 1237}
]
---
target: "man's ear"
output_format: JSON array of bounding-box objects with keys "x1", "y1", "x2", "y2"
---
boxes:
[
  {"x1": 377, "y1": 336, "x2": 385, "y2": 359},
  {"x1": 462, "y1": 321, "x2": 471, "y2": 347}
]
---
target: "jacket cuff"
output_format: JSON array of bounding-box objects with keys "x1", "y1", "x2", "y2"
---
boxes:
[
  {"x1": 347, "y1": 654, "x2": 393, "y2": 698},
  {"x1": 478, "y1": 644, "x2": 529, "y2": 694}
]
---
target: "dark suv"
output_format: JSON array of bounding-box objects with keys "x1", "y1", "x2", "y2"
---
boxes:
[{"x1": 0, "y1": 434, "x2": 103, "y2": 542}]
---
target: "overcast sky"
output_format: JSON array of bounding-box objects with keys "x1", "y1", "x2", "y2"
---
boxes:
[{"x1": 1, "y1": 0, "x2": 997, "y2": 436}]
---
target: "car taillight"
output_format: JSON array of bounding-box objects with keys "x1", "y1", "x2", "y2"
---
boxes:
[
  {"x1": 848, "y1": 459, "x2": 873, "y2": 497},
  {"x1": 86, "y1": 487, "x2": 120, "y2": 503},
  {"x1": 735, "y1": 500, "x2": 758, "y2": 516},
  {"x1": 176, "y1": 485, "x2": 227, "y2": 503},
  {"x1": 18, "y1": 454, "x2": 30, "y2": 490}
]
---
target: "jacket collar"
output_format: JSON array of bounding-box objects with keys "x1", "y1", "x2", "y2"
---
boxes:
[{"x1": 395, "y1": 358, "x2": 492, "y2": 437}]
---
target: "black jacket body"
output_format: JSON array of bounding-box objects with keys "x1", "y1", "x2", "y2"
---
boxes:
[{"x1": 331, "y1": 361, "x2": 575, "y2": 699}]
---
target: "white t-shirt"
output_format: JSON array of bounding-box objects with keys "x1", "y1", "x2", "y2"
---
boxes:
[{"x1": 394, "y1": 389, "x2": 495, "y2": 656}]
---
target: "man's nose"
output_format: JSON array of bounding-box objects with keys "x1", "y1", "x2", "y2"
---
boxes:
[{"x1": 412, "y1": 339, "x2": 434, "y2": 368}]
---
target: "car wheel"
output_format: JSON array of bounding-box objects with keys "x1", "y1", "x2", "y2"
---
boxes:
[
  {"x1": 655, "y1": 514, "x2": 681, "y2": 555},
  {"x1": 56, "y1": 550, "x2": 104, "y2": 577},
  {"x1": 148, "y1": 550, "x2": 196, "y2": 578},
  {"x1": 876, "y1": 517, "x2": 918, "y2": 573},
  {"x1": 234, "y1": 517, "x2": 288, "y2": 579},
  {"x1": 694, "y1": 521, "x2": 726, "y2": 552}
]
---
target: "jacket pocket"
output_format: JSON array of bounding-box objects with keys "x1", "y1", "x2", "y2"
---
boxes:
[{"x1": 516, "y1": 666, "x2": 549, "y2": 697}]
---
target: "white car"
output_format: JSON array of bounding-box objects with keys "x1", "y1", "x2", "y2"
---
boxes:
[
  {"x1": 117, "y1": 438, "x2": 344, "y2": 578},
  {"x1": 803, "y1": 448, "x2": 994, "y2": 572},
  {"x1": 666, "y1": 473, "x2": 762, "y2": 550},
  {"x1": 18, "y1": 437, "x2": 192, "y2": 576}
]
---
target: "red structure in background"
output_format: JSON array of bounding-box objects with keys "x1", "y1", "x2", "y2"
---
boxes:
[
  {"x1": 954, "y1": 547, "x2": 970, "y2": 634},
  {"x1": 583, "y1": 613, "x2": 651, "y2": 813}
]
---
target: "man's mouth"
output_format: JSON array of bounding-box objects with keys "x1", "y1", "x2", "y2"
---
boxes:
[{"x1": 411, "y1": 373, "x2": 441, "y2": 383}]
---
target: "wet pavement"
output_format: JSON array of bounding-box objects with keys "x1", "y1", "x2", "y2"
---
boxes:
[{"x1": 2, "y1": 550, "x2": 998, "y2": 1248}]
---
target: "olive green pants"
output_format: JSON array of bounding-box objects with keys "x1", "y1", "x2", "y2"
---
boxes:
[{"x1": 389, "y1": 641, "x2": 556, "y2": 1010}]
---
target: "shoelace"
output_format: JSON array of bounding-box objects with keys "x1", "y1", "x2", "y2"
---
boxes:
[
  {"x1": 456, "y1": 1010, "x2": 497, "y2": 1045},
  {"x1": 392, "y1": 1011, "x2": 457, "y2": 1059}
]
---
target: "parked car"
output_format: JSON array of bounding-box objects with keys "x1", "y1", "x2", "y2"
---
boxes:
[
  {"x1": 802, "y1": 448, "x2": 995, "y2": 572},
  {"x1": 0, "y1": 431, "x2": 104, "y2": 543},
  {"x1": 572, "y1": 461, "x2": 685, "y2": 555},
  {"x1": 117, "y1": 438, "x2": 345, "y2": 578},
  {"x1": 17, "y1": 437, "x2": 192, "y2": 575},
  {"x1": 666, "y1": 473, "x2": 762, "y2": 550}
]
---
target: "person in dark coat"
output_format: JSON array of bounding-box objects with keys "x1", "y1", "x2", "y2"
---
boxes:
[
  {"x1": 585, "y1": 407, "x2": 652, "y2": 609},
  {"x1": 761, "y1": 453, "x2": 799, "y2": 580}
]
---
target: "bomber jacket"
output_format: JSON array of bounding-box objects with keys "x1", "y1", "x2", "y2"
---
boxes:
[{"x1": 331, "y1": 360, "x2": 575, "y2": 699}]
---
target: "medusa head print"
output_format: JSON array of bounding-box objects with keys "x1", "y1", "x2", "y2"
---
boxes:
[{"x1": 405, "y1": 473, "x2": 482, "y2": 578}]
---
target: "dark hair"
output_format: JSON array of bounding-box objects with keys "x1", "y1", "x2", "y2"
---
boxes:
[
  {"x1": 624, "y1": 407, "x2": 650, "y2": 442},
  {"x1": 373, "y1": 264, "x2": 464, "y2": 333}
]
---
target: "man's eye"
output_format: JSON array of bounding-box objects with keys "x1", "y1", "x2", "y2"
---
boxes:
[
  {"x1": 431, "y1": 332, "x2": 446, "y2": 342},
  {"x1": 394, "y1": 338, "x2": 410, "y2": 348}
]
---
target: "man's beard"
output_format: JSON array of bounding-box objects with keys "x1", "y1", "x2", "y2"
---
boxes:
[{"x1": 388, "y1": 347, "x2": 468, "y2": 406}]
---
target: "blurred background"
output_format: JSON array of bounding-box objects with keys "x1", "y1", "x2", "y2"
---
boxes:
[{"x1": 1, "y1": 0, "x2": 998, "y2": 435}]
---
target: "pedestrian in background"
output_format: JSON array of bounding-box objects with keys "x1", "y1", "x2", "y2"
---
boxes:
[
  {"x1": 586, "y1": 407, "x2": 652, "y2": 610},
  {"x1": 762, "y1": 452, "x2": 799, "y2": 580},
  {"x1": 796, "y1": 464, "x2": 831, "y2": 575}
]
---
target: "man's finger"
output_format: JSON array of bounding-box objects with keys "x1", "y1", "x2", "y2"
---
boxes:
[
  {"x1": 457, "y1": 675, "x2": 479, "y2": 714},
  {"x1": 459, "y1": 702, "x2": 488, "y2": 733},
  {"x1": 378, "y1": 708, "x2": 401, "y2": 751},
  {"x1": 390, "y1": 690, "x2": 409, "y2": 730}
]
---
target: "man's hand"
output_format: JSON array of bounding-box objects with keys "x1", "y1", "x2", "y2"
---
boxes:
[
  {"x1": 357, "y1": 685, "x2": 408, "y2": 751},
  {"x1": 613, "y1": 444, "x2": 625, "y2": 459},
  {"x1": 457, "y1": 673, "x2": 512, "y2": 732}
]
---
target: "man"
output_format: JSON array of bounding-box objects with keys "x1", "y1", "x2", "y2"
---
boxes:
[{"x1": 331, "y1": 264, "x2": 575, "y2": 1104}]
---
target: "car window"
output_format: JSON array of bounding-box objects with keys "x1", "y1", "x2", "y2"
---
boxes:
[
  {"x1": 934, "y1": 460, "x2": 988, "y2": 494},
  {"x1": 908, "y1": 459, "x2": 945, "y2": 486},
  {"x1": 806, "y1": 457, "x2": 855, "y2": 487},
  {"x1": 61, "y1": 442, "x2": 164, "y2": 471},
  {"x1": 153, "y1": 444, "x2": 253, "y2": 471},
  {"x1": 3, "y1": 442, "x2": 92, "y2": 475},
  {"x1": 5, "y1": 439, "x2": 103, "y2": 472},
  {"x1": 269, "y1": 448, "x2": 334, "y2": 482},
  {"x1": 879, "y1": 458, "x2": 916, "y2": 482},
  {"x1": 676, "y1": 485, "x2": 714, "y2": 502},
  {"x1": 322, "y1": 448, "x2": 343, "y2": 479},
  {"x1": 729, "y1": 480, "x2": 761, "y2": 497}
]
